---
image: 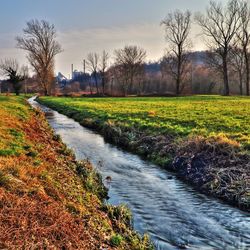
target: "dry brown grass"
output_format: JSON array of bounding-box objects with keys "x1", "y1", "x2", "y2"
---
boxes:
[
  {"x1": 0, "y1": 96, "x2": 152, "y2": 249},
  {"x1": 173, "y1": 135, "x2": 250, "y2": 210},
  {"x1": 0, "y1": 189, "x2": 96, "y2": 249},
  {"x1": 0, "y1": 98, "x2": 110, "y2": 249}
]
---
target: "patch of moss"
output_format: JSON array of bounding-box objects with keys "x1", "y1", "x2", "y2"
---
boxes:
[{"x1": 110, "y1": 234, "x2": 123, "y2": 247}]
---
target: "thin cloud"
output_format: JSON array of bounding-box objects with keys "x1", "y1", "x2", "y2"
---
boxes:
[{"x1": 56, "y1": 23, "x2": 165, "y2": 75}]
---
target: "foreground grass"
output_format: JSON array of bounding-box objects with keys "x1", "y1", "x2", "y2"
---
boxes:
[
  {"x1": 39, "y1": 96, "x2": 250, "y2": 147},
  {"x1": 39, "y1": 96, "x2": 250, "y2": 211},
  {"x1": 0, "y1": 95, "x2": 152, "y2": 249}
]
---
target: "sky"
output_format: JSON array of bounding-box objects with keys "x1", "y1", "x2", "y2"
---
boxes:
[{"x1": 0, "y1": 0, "x2": 228, "y2": 77}]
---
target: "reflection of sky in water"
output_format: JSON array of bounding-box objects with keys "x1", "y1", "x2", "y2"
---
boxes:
[{"x1": 29, "y1": 97, "x2": 250, "y2": 250}]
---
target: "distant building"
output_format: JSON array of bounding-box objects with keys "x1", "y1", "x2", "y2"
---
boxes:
[
  {"x1": 72, "y1": 70, "x2": 83, "y2": 79},
  {"x1": 56, "y1": 72, "x2": 68, "y2": 87},
  {"x1": 72, "y1": 70, "x2": 91, "y2": 83}
]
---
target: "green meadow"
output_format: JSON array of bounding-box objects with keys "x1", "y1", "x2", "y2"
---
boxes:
[{"x1": 40, "y1": 96, "x2": 250, "y2": 149}]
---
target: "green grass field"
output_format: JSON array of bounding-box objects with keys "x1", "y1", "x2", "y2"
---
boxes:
[
  {"x1": 40, "y1": 95, "x2": 250, "y2": 148},
  {"x1": 0, "y1": 96, "x2": 31, "y2": 156}
]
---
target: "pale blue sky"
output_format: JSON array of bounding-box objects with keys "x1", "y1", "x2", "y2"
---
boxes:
[{"x1": 0, "y1": 0, "x2": 227, "y2": 76}]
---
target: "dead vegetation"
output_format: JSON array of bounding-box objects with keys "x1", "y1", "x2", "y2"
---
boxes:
[
  {"x1": 172, "y1": 136, "x2": 250, "y2": 210},
  {"x1": 132, "y1": 132, "x2": 249, "y2": 210},
  {"x1": 0, "y1": 190, "x2": 96, "y2": 249}
]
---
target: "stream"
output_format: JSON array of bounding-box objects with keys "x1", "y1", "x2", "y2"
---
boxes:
[{"x1": 28, "y1": 97, "x2": 250, "y2": 250}]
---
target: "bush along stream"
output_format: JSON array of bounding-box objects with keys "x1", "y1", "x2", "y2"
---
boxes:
[
  {"x1": 38, "y1": 97, "x2": 250, "y2": 212},
  {"x1": 0, "y1": 95, "x2": 153, "y2": 249}
]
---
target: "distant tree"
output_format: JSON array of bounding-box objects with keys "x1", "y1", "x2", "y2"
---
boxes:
[
  {"x1": 99, "y1": 50, "x2": 109, "y2": 95},
  {"x1": 195, "y1": 0, "x2": 241, "y2": 96},
  {"x1": 237, "y1": 0, "x2": 250, "y2": 95},
  {"x1": 106, "y1": 65, "x2": 123, "y2": 96},
  {"x1": 230, "y1": 46, "x2": 245, "y2": 95},
  {"x1": 136, "y1": 66, "x2": 146, "y2": 95},
  {"x1": 205, "y1": 50, "x2": 224, "y2": 75},
  {"x1": 114, "y1": 45, "x2": 146, "y2": 96},
  {"x1": 0, "y1": 59, "x2": 27, "y2": 95},
  {"x1": 16, "y1": 19, "x2": 62, "y2": 96},
  {"x1": 87, "y1": 53, "x2": 100, "y2": 94},
  {"x1": 161, "y1": 10, "x2": 192, "y2": 95},
  {"x1": 63, "y1": 81, "x2": 81, "y2": 95},
  {"x1": 21, "y1": 65, "x2": 29, "y2": 94}
]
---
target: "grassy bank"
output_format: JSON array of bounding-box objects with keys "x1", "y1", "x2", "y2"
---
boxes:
[
  {"x1": 39, "y1": 96, "x2": 250, "y2": 211},
  {"x1": 0, "y1": 95, "x2": 153, "y2": 249}
]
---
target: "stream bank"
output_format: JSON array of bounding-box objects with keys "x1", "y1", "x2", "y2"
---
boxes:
[
  {"x1": 0, "y1": 96, "x2": 152, "y2": 249},
  {"x1": 38, "y1": 97, "x2": 250, "y2": 211}
]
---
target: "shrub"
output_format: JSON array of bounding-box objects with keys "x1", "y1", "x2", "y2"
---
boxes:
[
  {"x1": 103, "y1": 204, "x2": 132, "y2": 229},
  {"x1": 110, "y1": 234, "x2": 123, "y2": 247}
]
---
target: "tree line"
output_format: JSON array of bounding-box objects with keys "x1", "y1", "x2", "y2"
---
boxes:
[{"x1": 0, "y1": 0, "x2": 250, "y2": 96}]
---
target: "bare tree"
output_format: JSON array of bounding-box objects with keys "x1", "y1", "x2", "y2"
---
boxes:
[
  {"x1": 161, "y1": 10, "x2": 192, "y2": 95},
  {"x1": 205, "y1": 49, "x2": 224, "y2": 74},
  {"x1": 21, "y1": 66, "x2": 29, "y2": 94},
  {"x1": 195, "y1": 0, "x2": 241, "y2": 96},
  {"x1": 87, "y1": 53, "x2": 100, "y2": 94},
  {"x1": 114, "y1": 45, "x2": 146, "y2": 96},
  {"x1": 0, "y1": 59, "x2": 26, "y2": 95},
  {"x1": 99, "y1": 50, "x2": 109, "y2": 95},
  {"x1": 110, "y1": 64, "x2": 126, "y2": 96},
  {"x1": 136, "y1": 66, "x2": 146, "y2": 95},
  {"x1": 237, "y1": 0, "x2": 250, "y2": 95},
  {"x1": 230, "y1": 46, "x2": 245, "y2": 95},
  {"x1": 16, "y1": 19, "x2": 62, "y2": 96}
]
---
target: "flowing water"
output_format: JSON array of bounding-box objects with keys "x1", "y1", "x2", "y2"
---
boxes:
[{"x1": 29, "y1": 97, "x2": 250, "y2": 250}]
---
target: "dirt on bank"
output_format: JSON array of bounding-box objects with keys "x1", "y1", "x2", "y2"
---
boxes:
[
  {"x1": 0, "y1": 96, "x2": 153, "y2": 249},
  {"x1": 37, "y1": 98, "x2": 250, "y2": 212}
]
